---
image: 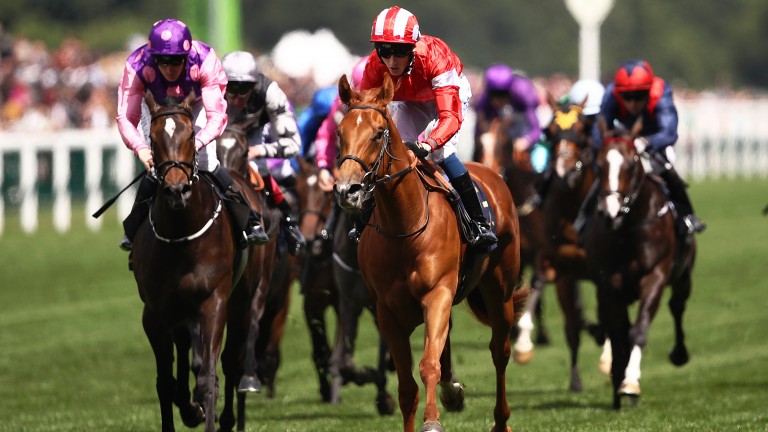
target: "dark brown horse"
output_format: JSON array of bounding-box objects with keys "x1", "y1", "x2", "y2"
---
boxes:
[
  {"x1": 213, "y1": 118, "x2": 290, "y2": 431},
  {"x1": 514, "y1": 102, "x2": 606, "y2": 391},
  {"x1": 333, "y1": 74, "x2": 527, "y2": 432},
  {"x1": 583, "y1": 118, "x2": 695, "y2": 409},
  {"x1": 131, "y1": 91, "x2": 242, "y2": 432},
  {"x1": 477, "y1": 115, "x2": 553, "y2": 363},
  {"x1": 294, "y1": 156, "x2": 396, "y2": 414}
]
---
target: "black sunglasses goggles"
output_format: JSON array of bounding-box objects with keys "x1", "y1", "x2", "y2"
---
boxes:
[
  {"x1": 153, "y1": 55, "x2": 186, "y2": 66},
  {"x1": 375, "y1": 43, "x2": 414, "y2": 59},
  {"x1": 620, "y1": 90, "x2": 649, "y2": 101},
  {"x1": 226, "y1": 81, "x2": 254, "y2": 96}
]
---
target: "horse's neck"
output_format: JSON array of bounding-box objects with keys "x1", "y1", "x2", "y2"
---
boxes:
[
  {"x1": 374, "y1": 161, "x2": 428, "y2": 233},
  {"x1": 153, "y1": 182, "x2": 216, "y2": 235}
]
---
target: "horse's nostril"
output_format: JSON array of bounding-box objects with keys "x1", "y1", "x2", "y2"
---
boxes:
[{"x1": 348, "y1": 183, "x2": 363, "y2": 194}]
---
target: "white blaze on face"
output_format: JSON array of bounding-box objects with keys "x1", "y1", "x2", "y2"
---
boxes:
[
  {"x1": 355, "y1": 112, "x2": 363, "y2": 127},
  {"x1": 606, "y1": 149, "x2": 624, "y2": 218},
  {"x1": 164, "y1": 118, "x2": 176, "y2": 138},
  {"x1": 555, "y1": 140, "x2": 568, "y2": 177},
  {"x1": 219, "y1": 137, "x2": 236, "y2": 150}
]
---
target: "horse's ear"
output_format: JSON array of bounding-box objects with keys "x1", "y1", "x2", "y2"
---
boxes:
[
  {"x1": 339, "y1": 74, "x2": 353, "y2": 105},
  {"x1": 379, "y1": 74, "x2": 395, "y2": 105},
  {"x1": 181, "y1": 90, "x2": 197, "y2": 111},
  {"x1": 145, "y1": 90, "x2": 159, "y2": 114}
]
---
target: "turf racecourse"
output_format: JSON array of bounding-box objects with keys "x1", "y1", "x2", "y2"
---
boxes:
[{"x1": 0, "y1": 178, "x2": 766, "y2": 432}]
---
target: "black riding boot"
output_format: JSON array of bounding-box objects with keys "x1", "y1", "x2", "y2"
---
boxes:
[
  {"x1": 348, "y1": 199, "x2": 375, "y2": 244},
  {"x1": 119, "y1": 175, "x2": 158, "y2": 251},
  {"x1": 451, "y1": 171, "x2": 498, "y2": 248},
  {"x1": 276, "y1": 199, "x2": 306, "y2": 255},
  {"x1": 213, "y1": 166, "x2": 269, "y2": 247},
  {"x1": 661, "y1": 168, "x2": 706, "y2": 233},
  {"x1": 572, "y1": 178, "x2": 601, "y2": 238}
]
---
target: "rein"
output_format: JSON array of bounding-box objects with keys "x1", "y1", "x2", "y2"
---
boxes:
[
  {"x1": 339, "y1": 104, "x2": 429, "y2": 239},
  {"x1": 149, "y1": 179, "x2": 224, "y2": 243}
]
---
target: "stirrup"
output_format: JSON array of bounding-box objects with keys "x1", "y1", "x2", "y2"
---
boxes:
[
  {"x1": 472, "y1": 224, "x2": 498, "y2": 248},
  {"x1": 119, "y1": 235, "x2": 132, "y2": 251},
  {"x1": 348, "y1": 227, "x2": 361, "y2": 244},
  {"x1": 683, "y1": 215, "x2": 706, "y2": 234},
  {"x1": 284, "y1": 218, "x2": 306, "y2": 255},
  {"x1": 246, "y1": 225, "x2": 270, "y2": 246}
]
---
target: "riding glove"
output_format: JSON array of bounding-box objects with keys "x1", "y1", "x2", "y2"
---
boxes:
[{"x1": 405, "y1": 141, "x2": 432, "y2": 158}]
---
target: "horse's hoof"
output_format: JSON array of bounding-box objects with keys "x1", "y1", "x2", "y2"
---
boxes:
[
  {"x1": 619, "y1": 381, "x2": 641, "y2": 398},
  {"x1": 376, "y1": 392, "x2": 395, "y2": 416},
  {"x1": 180, "y1": 403, "x2": 205, "y2": 428},
  {"x1": 238, "y1": 375, "x2": 262, "y2": 393},
  {"x1": 420, "y1": 420, "x2": 444, "y2": 432},
  {"x1": 490, "y1": 426, "x2": 512, "y2": 432},
  {"x1": 535, "y1": 332, "x2": 551, "y2": 346},
  {"x1": 513, "y1": 349, "x2": 533, "y2": 365},
  {"x1": 620, "y1": 391, "x2": 640, "y2": 407},
  {"x1": 440, "y1": 380, "x2": 465, "y2": 412},
  {"x1": 598, "y1": 358, "x2": 611, "y2": 376},
  {"x1": 669, "y1": 345, "x2": 689, "y2": 366}
]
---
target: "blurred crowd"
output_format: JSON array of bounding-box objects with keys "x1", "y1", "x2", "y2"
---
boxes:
[{"x1": 0, "y1": 29, "x2": 588, "y2": 134}]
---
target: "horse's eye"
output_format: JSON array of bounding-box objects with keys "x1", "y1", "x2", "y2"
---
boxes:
[{"x1": 373, "y1": 129, "x2": 384, "y2": 141}]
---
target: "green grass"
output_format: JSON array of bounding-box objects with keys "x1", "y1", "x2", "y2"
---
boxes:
[{"x1": 0, "y1": 178, "x2": 767, "y2": 431}]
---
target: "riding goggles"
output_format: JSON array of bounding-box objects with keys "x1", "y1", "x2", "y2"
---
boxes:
[
  {"x1": 226, "y1": 81, "x2": 254, "y2": 95},
  {"x1": 375, "y1": 43, "x2": 414, "y2": 59},
  {"x1": 153, "y1": 55, "x2": 186, "y2": 66},
  {"x1": 620, "y1": 90, "x2": 649, "y2": 101}
]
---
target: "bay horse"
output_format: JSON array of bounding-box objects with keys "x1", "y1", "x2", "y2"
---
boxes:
[
  {"x1": 333, "y1": 74, "x2": 527, "y2": 432},
  {"x1": 513, "y1": 101, "x2": 605, "y2": 392},
  {"x1": 477, "y1": 115, "x2": 553, "y2": 361},
  {"x1": 213, "y1": 117, "x2": 291, "y2": 431},
  {"x1": 295, "y1": 156, "x2": 396, "y2": 415},
  {"x1": 583, "y1": 118, "x2": 695, "y2": 409},
  {"x1": 131, "y1": 91, "x2": 242, "y2": 432}
]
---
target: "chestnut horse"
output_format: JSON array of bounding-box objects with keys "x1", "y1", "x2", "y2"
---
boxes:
[
  {"x1": 295, "y1": 156, "x2": 396, "y2": 414},
  {"x1": 583, "y1": 118, "x2": 695, "y2": 409},
  {"x1": 513, "y1": 102, "x2": 605, "y2": 391},
  {"x1": 333, "y1": 74, "x2": 527, "y2": 432},
  {"x1": 213, "y1": 118, "x2": 291, "y2": 431},
  {"x1": 478, "y1": 116, "x2": 553, "y2": 361},
  {"x1": 131, "y1": 91, "x2": 248, "y2": 432}
]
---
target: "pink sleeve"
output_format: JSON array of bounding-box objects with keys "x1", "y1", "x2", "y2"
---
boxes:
[
  {"x1": 115, "y1": 62, "x2": 149, "y2": 155},
  {"x1": 194, "y1": 48, "x2": 229, "y2": 148},
  {"x1": 315, "y1": 98, "x2": 342, "y2": 170}
]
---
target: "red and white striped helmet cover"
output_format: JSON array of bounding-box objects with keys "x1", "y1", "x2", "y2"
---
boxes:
[{"x1": 370, "y1": 6, "x2": 421, "y2": 44}]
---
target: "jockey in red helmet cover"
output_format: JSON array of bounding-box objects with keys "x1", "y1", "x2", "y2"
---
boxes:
[
  {"x1": 354, "y1": 5, "x2": 497, "y2": 248},
  {"x1": 576, "y1": 59, "x2": 706, "y2": 235}
]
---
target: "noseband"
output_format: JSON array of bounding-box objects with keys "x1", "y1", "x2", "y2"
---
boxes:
[
  {"x1": 150, "y1": 108, "x2": 199, "y2": 185},
  {"x1": 337, "y1": 105, "x2": 414, "y2": 194}
]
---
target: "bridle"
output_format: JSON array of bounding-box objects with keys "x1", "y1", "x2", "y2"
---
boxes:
[
  {"x1": 150, "y1": 108, "x2": 199, "y2": 185},
  {"x1": 337, "y1": 104, "x2": 429, "y2": 239},
  {"x1": 600, "y1": 136, "x2": 646, "y2": 220},
  {"x1": 148, "y1": 107, "x2": 224, "y2": 244}
]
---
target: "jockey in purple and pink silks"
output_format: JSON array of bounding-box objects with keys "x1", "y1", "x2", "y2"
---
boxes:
[
  {"x1": 115, "y1": 18, "x2": 268, "y2": 252},
  {"x1": 351, "y1": 5, "x2": 497, "y2": 248},
  {"x1": 473, "y1": 63, "x2": 542, "y2": 157}
]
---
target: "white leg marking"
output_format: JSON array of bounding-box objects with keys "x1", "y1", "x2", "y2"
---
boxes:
[
  {"x1": 513, "y1": 311, "x2": 534, "y2": 353},
  {"x1": 624, "y1": 345, "x2": 642, "y2": 386}
]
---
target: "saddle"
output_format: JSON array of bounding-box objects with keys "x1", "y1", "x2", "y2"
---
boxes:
[{"x1": 414, "y1": 160, "x2": 496, "y2": 304}]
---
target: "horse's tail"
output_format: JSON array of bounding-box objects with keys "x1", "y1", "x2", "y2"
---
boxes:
[{"x1": 465, "y1": 273, "x2": 529, "y2": 326}]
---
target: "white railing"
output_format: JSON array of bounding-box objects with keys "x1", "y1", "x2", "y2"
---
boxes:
[
  {"x1": 0, "y1": 127, "x2": 135, "y2": 235},
  {"x1": 676, "y1": 96, "x2": 768, "y2": 181},
  {"x1": 1, "y1": 96, "x2": 767, "y2": 236}
]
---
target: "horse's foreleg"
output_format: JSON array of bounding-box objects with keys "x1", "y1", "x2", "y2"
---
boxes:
[
  {"x1": 173, "y1": 325, "x2": 204, "y2": 427},
  {"x1": 438, "y1": 325, "x2": 465, "y2": 413},
  {"x1": 621, "y1": 270, "x2": 667, "y2": 399},
  {"x1": 419, "y1": 290, "x2": 452, "y2": 428},
  {"x1": 197, "y1": 292, "x2": 228, "y2": 432},
  {"x1": 377, "y1": 303, "x2": 417, "y2": 432},
  {"x1": 142, "y1": 308, "x2": 176, "y2": 432},
  {"x1": 302, "y1": 277, "x2": 334, "y2": 402},
  {"x1": 375, "y1": 334, "x2": 396, "y2": 416},
  {"x1": 239, "y1": 280, "x2": 269, "y2": 394},
  {"x1": 479, "y1": 283, "x2": 515, "y2": 432},
  {"x1": 555, "y1": 277, "x2": 584, "y2": 392},
  {"x1": 668, "y1": 268, "x2": 691, "y2": 366}
]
